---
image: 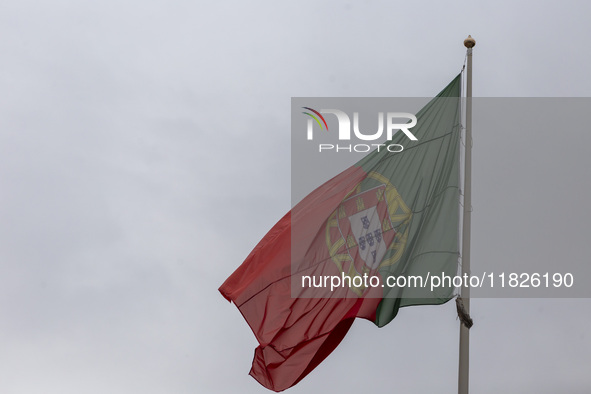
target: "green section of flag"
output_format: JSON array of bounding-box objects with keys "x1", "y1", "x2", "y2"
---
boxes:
[{"x1": 356, "y1": 75, "x2": 462, "y2": 327}]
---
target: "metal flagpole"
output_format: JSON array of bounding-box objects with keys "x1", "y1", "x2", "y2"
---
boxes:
[{"x1": 458, "y1": 34, "x2": 475, "y2": 394}]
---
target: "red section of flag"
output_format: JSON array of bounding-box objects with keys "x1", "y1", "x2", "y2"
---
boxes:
[{"x1": 219, "y1": 165, "x2": 381, "y2": 392}]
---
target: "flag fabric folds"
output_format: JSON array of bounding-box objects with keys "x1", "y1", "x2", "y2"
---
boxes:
[{"x1": 219, "y1": 74, "x2": 462, "y2": 392}]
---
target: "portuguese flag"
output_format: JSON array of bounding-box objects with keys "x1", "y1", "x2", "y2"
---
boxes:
[{"x1": 219, "y1": 75, "x2": 462, "y2": 392}]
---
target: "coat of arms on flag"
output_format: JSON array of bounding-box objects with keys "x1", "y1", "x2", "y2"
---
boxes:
[{"x1": 326, "y1": 171, "x2": 412, "y2": 295}]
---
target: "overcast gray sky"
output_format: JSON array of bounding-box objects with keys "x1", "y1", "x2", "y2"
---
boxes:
[{"x1": 1, "y1": 1, "x2": 590, "y2": 393}]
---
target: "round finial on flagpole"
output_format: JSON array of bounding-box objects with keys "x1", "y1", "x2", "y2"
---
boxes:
[{"x1": 464, "y1": 35, "x2": 476, "y2": 48}]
